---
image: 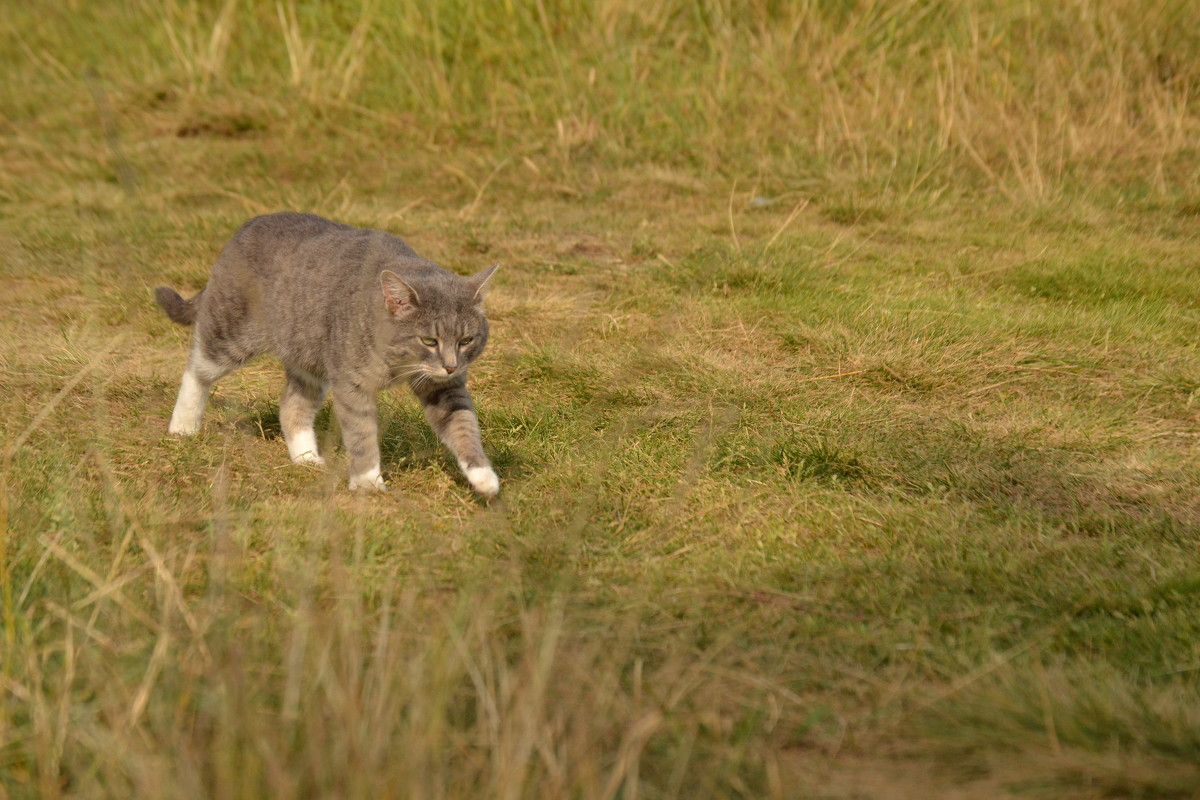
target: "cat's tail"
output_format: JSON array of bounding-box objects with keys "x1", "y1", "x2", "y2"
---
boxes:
[{"x1": 155, "y1": 286, "x2": 202, "y2": 326}]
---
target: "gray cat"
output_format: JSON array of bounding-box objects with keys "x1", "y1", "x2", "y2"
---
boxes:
[{"x1": 155, "y1": 212, "x2": 500, "y2": 497}]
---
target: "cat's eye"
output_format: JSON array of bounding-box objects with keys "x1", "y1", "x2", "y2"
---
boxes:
[
  {"x1": 420, "y1": 337, "x2": 437, "y2": 347},
  {"x1": 459, "y1": 337, "x2": 474, "y2": 347}
]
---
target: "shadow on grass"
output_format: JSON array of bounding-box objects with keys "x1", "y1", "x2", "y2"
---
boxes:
[
  {"x1": 232, "y1": 401, "x2": 283, "y2": 441},
  {"x1": 876, "y1": 422, "x2": 1200, "y2": 539},
  {"x1": 712, "y1": 414, "x2": 1199, "y2": 539},
  {"x1": 711, "y1": 425, "x2": 871, "y2": 488},
  {"x1": 223, "y1": 394, "x2": 537, "y2": 486},
  {"x1": 903, "y1": 660, "x2": 1200, "y2": 799}
]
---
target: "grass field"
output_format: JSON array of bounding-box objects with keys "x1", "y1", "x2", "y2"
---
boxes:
[{"x1": 3, "y1": 1, "x2": 1200, "y2": 797}]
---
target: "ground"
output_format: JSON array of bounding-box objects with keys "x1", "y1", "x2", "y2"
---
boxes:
[{"x1": 2, "y1": 2, "x2": 1200, "y2": 798}]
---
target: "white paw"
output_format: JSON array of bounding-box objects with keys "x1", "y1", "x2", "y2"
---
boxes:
[
  {"x1": 286, "y1": 430, "x2": 323, "y2": 465},
  {"x1": 349, "y1": 466, "x2": 387, "y2": 491},
  {"x1": 168, "y1": 370, "x2": 208, "y2": 435},
  {"x1": 466, "y1": 466, "x2": 500, "y2": 498},
  {"x1": 168, "y1": 419, "x2": 200, "y2": 436}
]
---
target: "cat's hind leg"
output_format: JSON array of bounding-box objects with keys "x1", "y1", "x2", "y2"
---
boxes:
[
  {"x1": 168, "y1": 343, "x2": 235, "y2": 435},
  {"x1": 281, "y1": 369, "x2": 329, "y2": 465}
]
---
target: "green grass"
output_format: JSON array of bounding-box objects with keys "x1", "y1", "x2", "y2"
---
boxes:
[{"x1": 3, "y1": 1, "x2": 1200, "y2": 798}]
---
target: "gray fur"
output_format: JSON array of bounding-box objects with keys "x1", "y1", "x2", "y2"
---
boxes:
[
  {"x1": 156, "y1": 212, "x2": 500, "y2": 496},
  {"x1": 155, "y1": 286, "x2": 200, "y2": 325}
]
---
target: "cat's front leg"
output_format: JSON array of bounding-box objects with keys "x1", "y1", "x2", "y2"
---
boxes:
[
  {"x1": 412, "y1": 377, "x2": 499, "y2": 498},
  {"x1": 281, "y1": 368, "x2": 329, "y2": 465},
  {"x1": 331, "y1": 381, "x2": 387, "y2": 491}
]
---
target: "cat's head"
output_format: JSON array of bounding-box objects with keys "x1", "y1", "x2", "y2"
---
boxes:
[{"x1": 378, "y1": 264, "x2": 497, "y2": 384}]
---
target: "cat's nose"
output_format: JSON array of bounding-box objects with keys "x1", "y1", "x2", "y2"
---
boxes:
[{"x1": 445, "y1": 365, "x2": 456, "y2": 374}]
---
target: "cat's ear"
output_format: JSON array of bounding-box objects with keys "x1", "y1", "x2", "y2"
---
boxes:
[
  {"x1": 381, "y1": 270, "x2": 420, "y2": 317},
  {"x1": 468, "y1": 263, "x2": 499, "y2": 306}
]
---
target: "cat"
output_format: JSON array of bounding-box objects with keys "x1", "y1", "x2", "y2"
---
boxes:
[{"x1": 155, "y1": 211, "x2": 500, "y2": 497}]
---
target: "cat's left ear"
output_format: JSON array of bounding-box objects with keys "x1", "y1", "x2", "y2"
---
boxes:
[{"x1": 468, "y1": 263, "x2": 500, "y2": 306}]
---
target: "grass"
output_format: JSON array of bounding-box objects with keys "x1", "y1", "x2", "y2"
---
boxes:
[{"x1": 3, "y1": 1, "x2": 1200, "y2": 798}]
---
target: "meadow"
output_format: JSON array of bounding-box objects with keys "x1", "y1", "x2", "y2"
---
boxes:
[{"x1": 2, "y1": 1, "x2": 1200, "y2": 797}]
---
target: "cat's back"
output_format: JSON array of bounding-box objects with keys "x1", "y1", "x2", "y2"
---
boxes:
[
  {"x1": 214, "y1": 212, "x2": 423, "y2": 284},
  {"x1": 243, "y1": 211, "x2": 350, "y2": 239},
  {"x1": 227, "y1": 212, "x2": 357, "y2": 263}
]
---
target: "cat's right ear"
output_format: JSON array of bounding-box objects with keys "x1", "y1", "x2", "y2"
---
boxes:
[{"x1": 381, "y1": 270, "x2": 420, "y2": 317}]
